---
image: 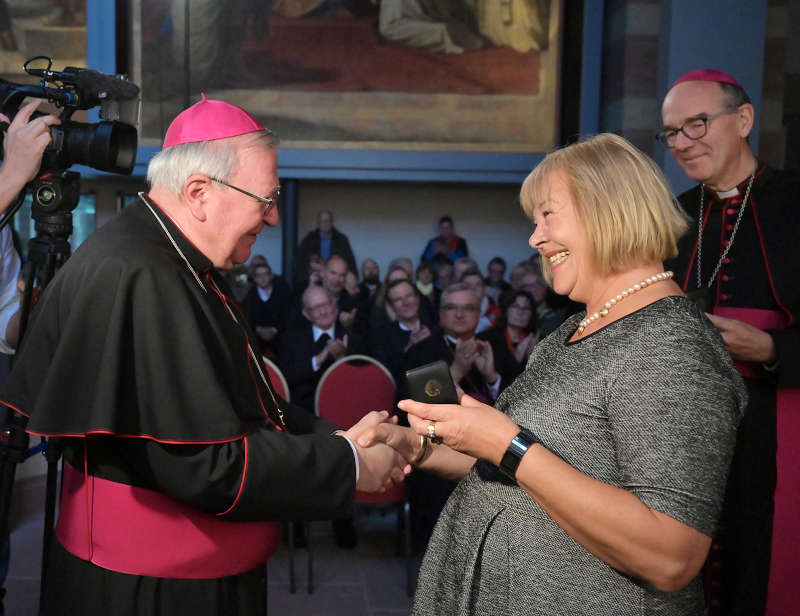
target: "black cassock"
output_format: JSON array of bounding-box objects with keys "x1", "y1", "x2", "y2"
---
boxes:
[{"x1": 1, "y1": 196, "x2": 356, "y2": 616}]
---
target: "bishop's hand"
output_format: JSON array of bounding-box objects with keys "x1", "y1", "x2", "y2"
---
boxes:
[{"x1": 342, "y1": 411, "x2": 406, "y2": 492}]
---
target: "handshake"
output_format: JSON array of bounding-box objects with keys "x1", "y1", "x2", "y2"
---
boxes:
[
  {"x1": 341, "y1": 410, "x2": 414, "y2": 494},
  {"x1": 340, "y1": 392, "x2": 521, "y2": 493}
]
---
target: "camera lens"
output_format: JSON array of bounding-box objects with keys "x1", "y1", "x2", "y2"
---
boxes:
[{"x1": 46, "y1": 120, "x2": 138, "y2": 175}]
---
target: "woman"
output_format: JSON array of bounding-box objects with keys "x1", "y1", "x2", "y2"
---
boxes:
[
  {"x1": 415, "y1": 260, "x2": 440, "y2": 309},
  {"x1": 359, "y1": 134, "x2": 745, "y2": 615},
  {"x1": 480, "y1": 290, "x2": 540, "y2": 386}
]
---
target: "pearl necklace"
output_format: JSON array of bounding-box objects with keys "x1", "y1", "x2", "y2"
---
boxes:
[{"x1": 576, "y1": 271, "x2": 674, "y2": 335}]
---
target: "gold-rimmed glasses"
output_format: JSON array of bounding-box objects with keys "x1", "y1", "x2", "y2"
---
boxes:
[{"x1": 210, "y1": 177, "x2": 280, "y2": 216}]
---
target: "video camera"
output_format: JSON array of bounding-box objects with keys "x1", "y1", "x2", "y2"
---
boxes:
[{"x1": 0, "y1": 56, "x2": 140, "y2": 175}]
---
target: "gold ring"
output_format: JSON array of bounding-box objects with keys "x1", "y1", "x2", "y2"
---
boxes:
[{"x1": 426, "y1": 422, "x2": 442, "y2": 444}]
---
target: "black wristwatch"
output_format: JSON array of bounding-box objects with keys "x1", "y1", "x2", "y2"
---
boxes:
[{"x1": 498, "y1": 428, "x2": 540, "y2": 483}]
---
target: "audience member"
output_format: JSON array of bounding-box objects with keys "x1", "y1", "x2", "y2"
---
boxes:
[
  {"x1": 415, "y1": 260, "x2": 439, "y2": 309},
  {"x1": 308, "y1": 254, "x2": 324, "y2": 286},
  {"x1": 370, "y1": 265, "x2": 437, "y2": 338},
  {"x1": 249, "y1": 253, "x2": 267, "y2": 268},
  {"x1": 519, "y1": 269, "x2": 571, "y2": 336},
  {"x1": 452, "y1": 256, "x2": 477, "y2": 283},
  {"x1": 359, "y1": 258, "x2": 380, "y2": 298},
  {"x1": 484, "y1": 256, "x2": 511, "y2": 302},
  {"x1": 400, "y1": 283, "x2": 501, "y2": 553},
  {"x1": 344, "y1": 270, "x2": 360, "y2": 299},
  {"x1": 370, "y1": 278, "x2": 438, "y2": 384},
  {"x1": 240, "y1": 260, "x2": 292, "y2": 358},
  {"x1": 295, "y1": 210, "x2": 356, "y2": 287},
  {"x1": 436, "y1": 262, "x2": 454, "y2": 290},
  {"x1": 508, "y1": 259, "x2": 537, "y2": 291},
  {"x1": 280, "y1": 285, "x2": 366, "y2": 415},
  {"x1": 388, "y1": 256, "x2": 414, "y2": 280},
  {"x1": 421, "y1": 215, "x2": 468, "y2": 267},
  {"x1": 459, "y1": 266, "x2": 502, "y2": 333},
  {"x1": 322, "y1": 255, "x2": 358, "y2": 331},
  {"x1": 480, "y1": 290, "x2": 539, "y2": 387},
  {"x1": 661, "y1": 68, "x2": 799, "y2": 616}
]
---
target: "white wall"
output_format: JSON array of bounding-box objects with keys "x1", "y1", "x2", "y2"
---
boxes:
[{"x1": 289, "y1": 180, "x2": 536, "y2": 278}]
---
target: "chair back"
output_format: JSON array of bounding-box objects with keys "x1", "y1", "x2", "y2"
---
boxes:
[
  {"x1": 314, "y1": 355, "x2": 396, "y2": 428},
  {"x1": 263, "y1": 356, "x2": 290, "y2": 401}
]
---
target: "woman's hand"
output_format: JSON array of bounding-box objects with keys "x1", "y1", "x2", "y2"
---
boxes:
[{"x1": 397, "y1": 391, "x2": 519, "y2": 464}]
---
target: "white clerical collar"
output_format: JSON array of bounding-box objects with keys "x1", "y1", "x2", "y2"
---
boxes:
[
  {"x1": 398, "y1": 320, "x2": 420, "y2": 332},
  {"x1": 714, "y1": 186, "x2": 740, "y2": 199},
  {"x1": 313, "y1": 325, "x2": 335, "y2": 341}
]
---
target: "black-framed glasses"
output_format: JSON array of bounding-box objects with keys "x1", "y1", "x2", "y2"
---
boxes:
[
  {"x1": 655, "y1": 109, "x2": 737, "y2": 148},
  {"x1": 210, "y1": 177, "x2": 280, "y2": 215}
]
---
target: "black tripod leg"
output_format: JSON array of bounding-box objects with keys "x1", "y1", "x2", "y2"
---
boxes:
[{"x1": 39, "y1": 439, "x2": 60, "y2": 603}]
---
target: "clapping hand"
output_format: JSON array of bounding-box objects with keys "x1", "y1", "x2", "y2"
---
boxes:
[
  {"x1": 404, "y1": 325, "x2": 431, "y2": 352},
  {"x1": 451, "y1": 338, "x2": 476, "y2": 382},
  {"x1": 326, "y1": 334, "x2": 348, "y2": 360},
  {"x1": 339, "y1": 308, "x2": 357, "y2": 330},
  {"x1": 473, "y1": 340, "x2": 497, "y2": 382}
]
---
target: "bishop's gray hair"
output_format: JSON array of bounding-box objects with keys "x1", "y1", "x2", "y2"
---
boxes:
[{"x1": 146, "y1": 130, "x2": 279, "y2": 195}]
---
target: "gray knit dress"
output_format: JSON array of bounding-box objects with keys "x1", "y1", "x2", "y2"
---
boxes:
[{"x1": 412, "y1": 297, "x2": 746, "y2": 616}]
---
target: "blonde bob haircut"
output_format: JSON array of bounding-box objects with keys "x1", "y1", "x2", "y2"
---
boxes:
[{"x1": 520, "y1": 133, "x2": 688, "y2": 282}]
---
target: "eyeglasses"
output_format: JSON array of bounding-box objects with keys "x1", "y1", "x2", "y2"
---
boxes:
[
  {"x1": 655, "y1": 109, "x2": 738, "y2": 148},
  {"x1": 441, "y1": 304, "x2": 479, "y2": 313},
  {"x1": 210, "y1": 177, "x2": 280, "y2": 216},
  {"x1": 306, "y1": 301, "x2": 334, "y2": 314}
]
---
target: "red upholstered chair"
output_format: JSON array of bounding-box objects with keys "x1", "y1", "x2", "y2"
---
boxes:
[
  {"x1": 262, "y1": 356, "x2": 289, "y2": 401},
  {"x1": 314, "y1": 354, "x2": 396, "y2": 427},
  {"x1": 298, "y1": 355, "x2": 412, "y2": 596}
]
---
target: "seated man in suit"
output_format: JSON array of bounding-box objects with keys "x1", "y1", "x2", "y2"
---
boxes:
[
  {"x1": 400, "y1": 283, "x2": 500, "y2": 553},
  {"x1": 370, "y1": 279, "x2": 438, "y2": 385},
  {"x1": 280, "y1": 285, "x2": 366, "y2": 414},
  {"x1": 240, "y1": 261, "x2": 292, "y2": 358}
]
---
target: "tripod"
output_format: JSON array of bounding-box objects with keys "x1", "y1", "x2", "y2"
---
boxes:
[{"x1": 0, "y1": 170, "x2": 80, "y2": 615}]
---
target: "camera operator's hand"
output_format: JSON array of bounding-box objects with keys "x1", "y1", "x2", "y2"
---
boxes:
[{"x1": 0, "y1": 100, "x2": 61, "y2": 210}]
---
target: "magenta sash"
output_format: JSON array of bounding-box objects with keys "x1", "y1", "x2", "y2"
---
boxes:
[{"x1": 56, "y1": 463, "x2": 280, "y2": 579}]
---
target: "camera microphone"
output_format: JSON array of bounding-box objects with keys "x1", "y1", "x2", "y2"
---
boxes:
[{"x1": 27, "y1": 67, "x2": 139, "y2": 105}]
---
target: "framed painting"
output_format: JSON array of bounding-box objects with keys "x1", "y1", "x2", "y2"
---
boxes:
[{"x1": 102, "y1": 1, "x2": 601, "y2": 181}]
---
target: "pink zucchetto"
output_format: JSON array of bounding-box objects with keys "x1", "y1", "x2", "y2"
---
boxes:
[
  {"x1": 671, "y1": 69, "x2": 744, "y2": 91},
  {"x1": 162, "y1": 93, "x2": 265, "y2": 149}
]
